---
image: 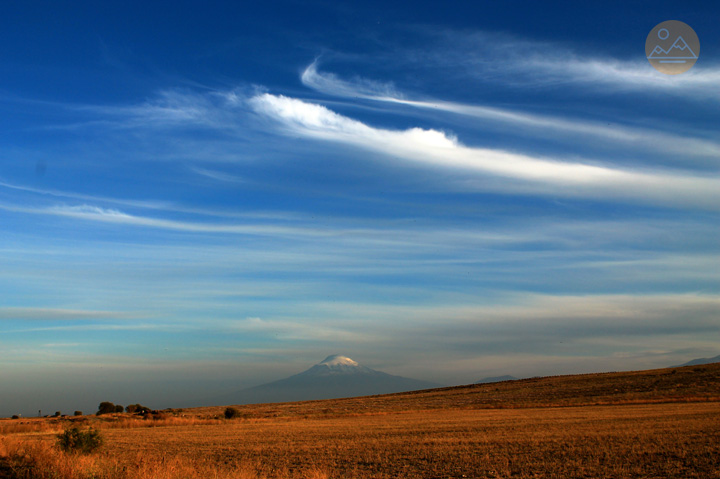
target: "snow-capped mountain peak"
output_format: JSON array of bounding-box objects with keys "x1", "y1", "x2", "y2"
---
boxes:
[
  {"x1": 220, "y1": 354, "x2": 445, "y2": 404},
  {"x1": 319, "y1": 354, "x2": 360, "y2": 367},
  {"x1": 307, "y1": 354, "x2": 372, "y2": 376}
]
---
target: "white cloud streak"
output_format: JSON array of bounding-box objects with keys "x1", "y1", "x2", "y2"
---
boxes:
[
  {"x1": 301, "y1": 60, "x2": 404, "y2": 101},
  {"x1": 249, "y1": 93, "x2": 720, "y2": 209},
  {"x1": 301, "y1": 61, "x2": 720, "y2": 160}
]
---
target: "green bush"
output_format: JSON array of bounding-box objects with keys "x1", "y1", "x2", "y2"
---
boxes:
[{"x1": 56, "y1": 427, "x2": 104, "y2": 454}]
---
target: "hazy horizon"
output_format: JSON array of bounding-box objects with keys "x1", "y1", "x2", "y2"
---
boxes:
[
  {"x1": 2, "y1": 1, "x2": 719, "y2": 418},
  {"x1": 4, "y1": 352, "x2": 714, "y2": 418}
]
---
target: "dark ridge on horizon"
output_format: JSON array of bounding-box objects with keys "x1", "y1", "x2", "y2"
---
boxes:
[
  {"x1": 475, "y1": 375, "x2": 519, "y2": 384},
  {"x1": 183, "y1": 362, "x2": 720, "y2": 419}
]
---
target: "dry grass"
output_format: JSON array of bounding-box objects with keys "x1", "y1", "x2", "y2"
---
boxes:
[
  {"x1": 98, "y1": 402, "x2": 720, "y2": 478},
  {"x1": 2, "y1": 363, "x2": 719, "y2": 478},
  {"x1": 0, "y1": 434, "x2": 332, "y2": 479},
  {"x1": 0, "y1": 415, "x2": 222, "y2": 436}
]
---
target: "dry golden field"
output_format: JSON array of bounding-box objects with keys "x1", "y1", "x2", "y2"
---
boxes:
[{"x1": 2, "y1": 363, "x2": 720, "y2": 478}]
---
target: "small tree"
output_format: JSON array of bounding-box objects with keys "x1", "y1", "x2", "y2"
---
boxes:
[
  {"x1": 56, "y1": 427, "x2": 103, "y2": 454},
  {"x1": 114, "y1": 404, "x2": 124, "y2": 413},
  {"x1": 96, "y1": 402, "x2": 116, "y2": 415},
  {"x1": 74, "y1": 411, "x2": 83, "y2": 416}
]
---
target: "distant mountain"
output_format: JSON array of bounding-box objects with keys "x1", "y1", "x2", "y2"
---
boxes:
[
  {"x1": 475, "y1": 375, "x2": 518, "y2": 384},
  {"x1": 219, "y1": 355, "x2": 443, "y2": 405},
  {"x1": 676, "y1": 354, "x2": 720, "y2": 367}
]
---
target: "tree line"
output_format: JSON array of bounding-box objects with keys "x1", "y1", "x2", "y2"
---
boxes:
[{"x1": 96, "y1": 401, "x2": 152, "y2": 415}]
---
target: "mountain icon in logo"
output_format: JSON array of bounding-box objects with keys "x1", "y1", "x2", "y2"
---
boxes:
[
  {"x1": 647, "y1": 35, "x2": 698, "y2": 62},
  {"x1": 645, "y1": 20, "x2": 700, "y2": 74}
]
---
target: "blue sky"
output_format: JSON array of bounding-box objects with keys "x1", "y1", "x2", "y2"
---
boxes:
[{"x1": 1, "y1": 1, "x2": 719, "y2": 417}]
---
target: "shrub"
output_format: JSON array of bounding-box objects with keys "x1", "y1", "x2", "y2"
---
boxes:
[
  {"x1": 74, "y1": 411, "x2": 83, "y2": 416},
  {"x1": 114, "y1": 404, "x2": 124, "y2": 413},
  {"x1": 126, "y1": 403, "x2": 150, "y2": 414},
  {"x1": 56, "y1": 427, "x2": 104, "y2": 454},
  {"x1": 224, "y1": 407, "x2": 241, "y2": 419}
]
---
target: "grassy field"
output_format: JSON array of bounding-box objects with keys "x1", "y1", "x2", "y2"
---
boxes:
[{"x1": 2, "y1": 363, "x2": 719, "y2": 478}]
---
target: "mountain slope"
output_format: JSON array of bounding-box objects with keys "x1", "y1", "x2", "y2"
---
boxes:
[
  {"x1": 676, "y1": 354, "x2": 720, "y2": 367},
  {"x1": 223, "y1": 355, "x2": 443, "y2": 405},
  {"x1": 193, "y1": 362, "x2": 720, "y2": 421}
]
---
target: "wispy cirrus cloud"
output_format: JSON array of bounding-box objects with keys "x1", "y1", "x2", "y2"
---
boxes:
[
  {"x1": 300, "y1": 59, "x2": 404, "y2": 100},
  {"x1": 218, "y1": 316, "x2": 375, "y2": 342},
  {"x1": 0, "y1": 178, "x2": 301, "y2": 222},
  {"x1": 190, "y1": 166, "x2": 247, "y2": 184},
  {"x1": 426, "y1": 29, "x2": 720, "y2": 99},
  {"x1": 208, "y1": 293, "x2": 720, "y2": 381},
  {"x1": 1, "y1": 202, "x2": 333, "y2": 237},
  {"x1": 249, "y1": 93, "x2": 720, "y2": 209},
  {"x1": 301, "y1": 61, "x2": 720, "y2": 161},
  {"x1": 532, "y1": 57, "x2": 720, "y2": 96},
  {"x1": 304, "y1": 293, "x2": 720, "y2": 338},
  {"x1": 0, "y1": 178, "x2": 170, "y2": 210},
  {"x1": 0, "y1": 307, "x2": 131, "y2": 321},
  {"x1": 77, "y1": 90, "x2": 236, "y2": 129},
  {"x1": 205, "y1": 292, "x2": 720, "y2": 372}
]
